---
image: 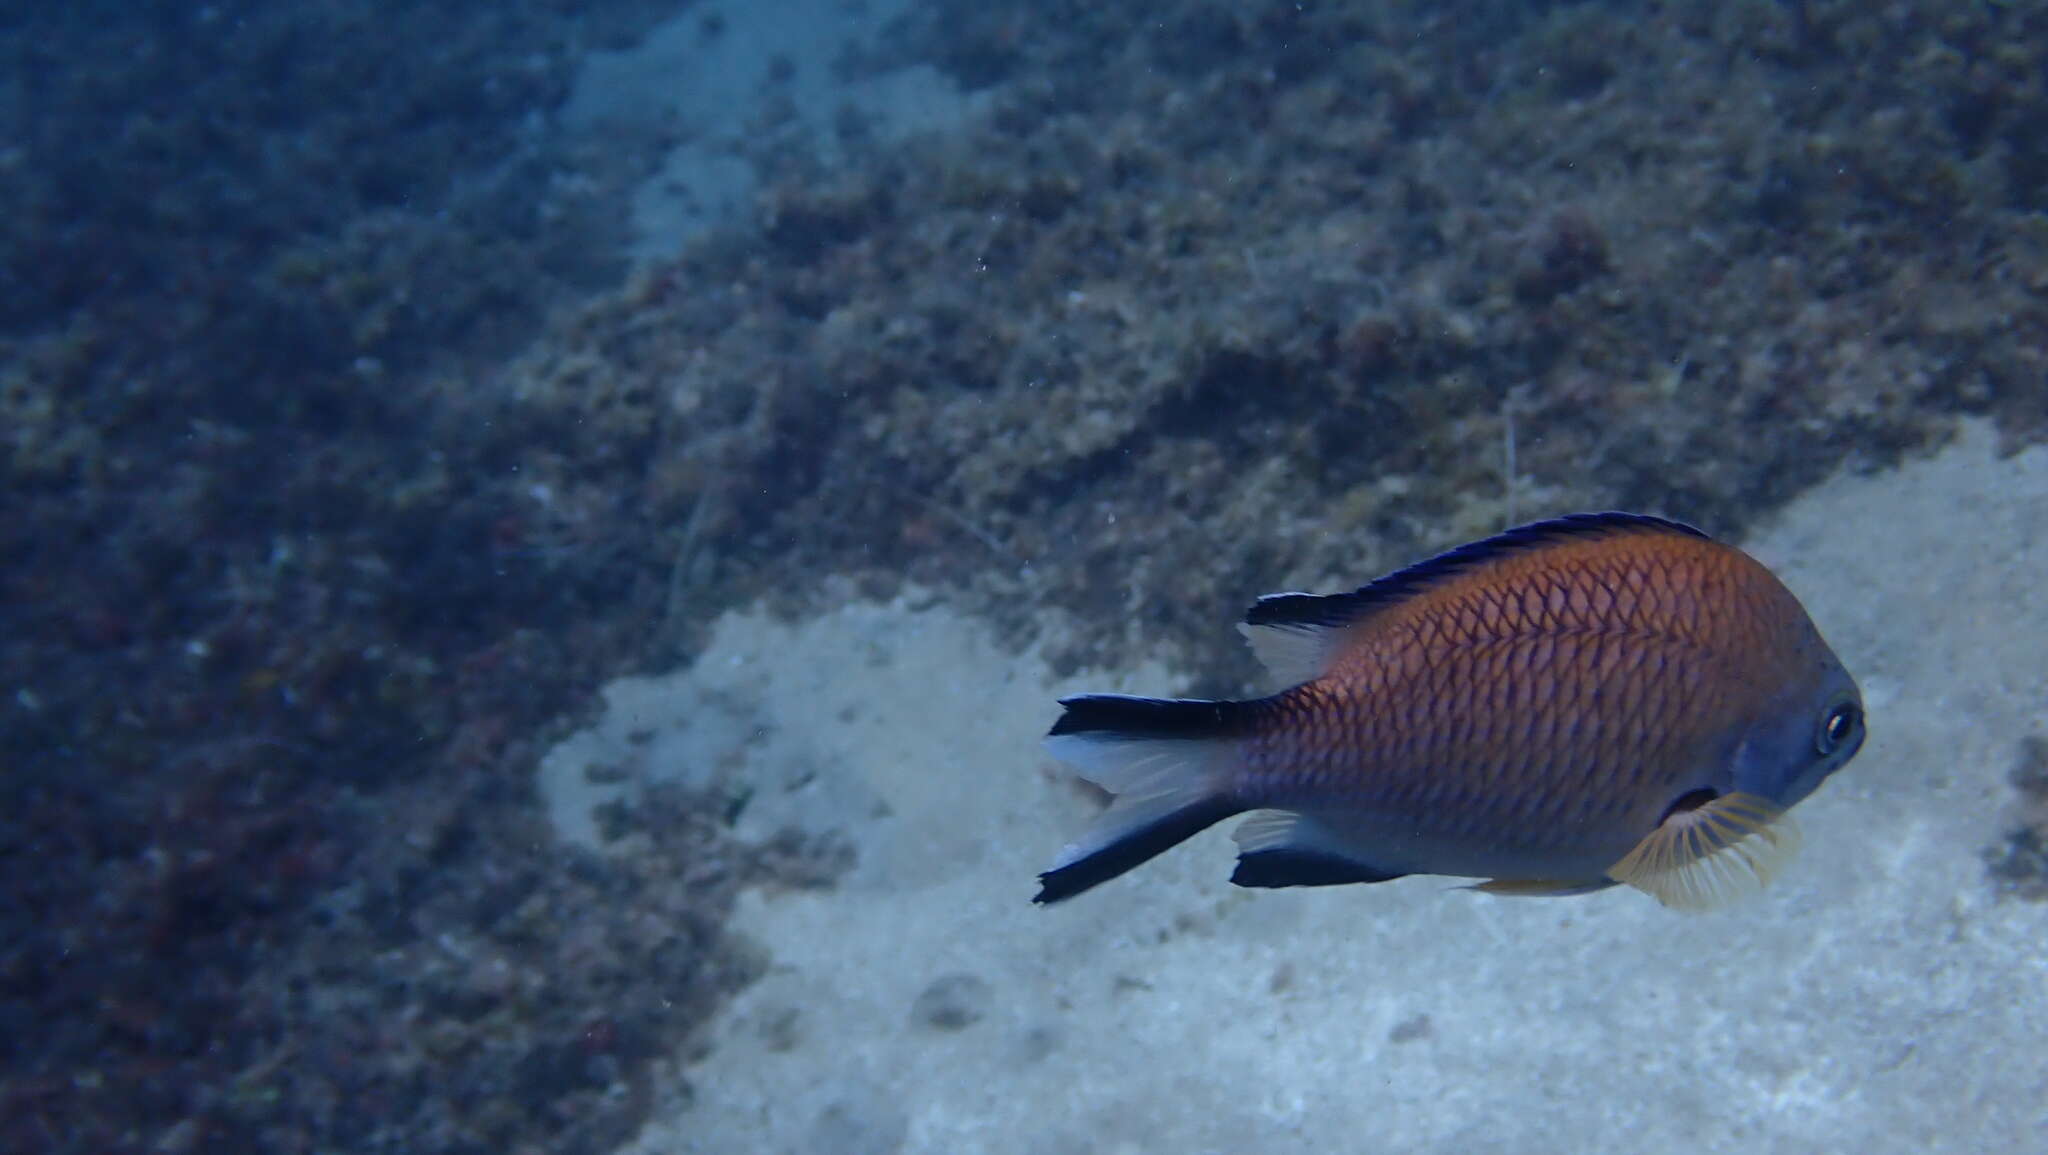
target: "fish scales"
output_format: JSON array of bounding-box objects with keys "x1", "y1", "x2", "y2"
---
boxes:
[{"x1": 1034, "y1": 512, "x2": 1867, "y2": 910}]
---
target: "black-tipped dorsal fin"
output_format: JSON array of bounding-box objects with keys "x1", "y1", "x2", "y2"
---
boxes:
[{"x1": 1240, "y1": 512, "x2": 1707, "y2": 685}]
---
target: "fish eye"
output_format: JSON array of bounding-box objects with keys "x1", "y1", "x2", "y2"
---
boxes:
[{"x1": 1816, "y1": 699, "x2": 1861, "y2": 755}]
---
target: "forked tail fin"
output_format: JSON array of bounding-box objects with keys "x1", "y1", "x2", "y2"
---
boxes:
[{"x1": 1033, "y1": 694, "x2": 1251, "y2": 903}]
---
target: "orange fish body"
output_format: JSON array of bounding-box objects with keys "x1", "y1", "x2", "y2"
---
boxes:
[{"x1": 1034, "y1": 513, "x2": 1865, "y2": 910}]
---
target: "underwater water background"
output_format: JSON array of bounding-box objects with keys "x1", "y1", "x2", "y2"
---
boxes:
[{"x1": 4, "y1": 1, "x2": 2047, "y2": 1151}]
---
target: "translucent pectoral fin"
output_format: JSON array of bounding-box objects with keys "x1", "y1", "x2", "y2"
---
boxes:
[{"x1": 1607, "y1": 792, "x2": 1801, "y2": 911}]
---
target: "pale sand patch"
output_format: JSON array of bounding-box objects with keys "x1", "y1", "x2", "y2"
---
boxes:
[
  {"x1": 542, "y1": 421, "x2": 2048, "y2": 1154},
  {"x1": 561, "y1": 0, "x2": 981, "y2": 264}
]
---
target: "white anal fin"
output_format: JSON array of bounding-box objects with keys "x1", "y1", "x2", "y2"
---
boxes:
[
  {"x1": 1228, "y1": 811, "x2": 1407, "y2": 889},
  {"x1": 1607, "y1": 792, "x2": 1801, "y2": 911}
]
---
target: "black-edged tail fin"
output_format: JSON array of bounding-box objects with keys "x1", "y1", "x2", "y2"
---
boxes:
[
  {"x1": 1033, "y1": 794, "x2": 1239, "y2": 903},
  {"x1": 1033, "y1": 694, "x2": 1252, "y2": 904}
]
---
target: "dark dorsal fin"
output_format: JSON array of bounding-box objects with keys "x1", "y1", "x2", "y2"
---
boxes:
[{"x1": 1238, "y1": 512, "x2": 1708, "y2": 686}]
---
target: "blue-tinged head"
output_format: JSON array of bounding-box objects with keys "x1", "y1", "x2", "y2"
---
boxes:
[{"x1": 1727, "y1": 631, "x2": 1865, "y2": 811}]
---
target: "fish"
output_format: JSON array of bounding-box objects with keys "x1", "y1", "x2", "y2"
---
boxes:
[{"x1": 1033, "y1": 512, "x2": 1865, "y2": 911}]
